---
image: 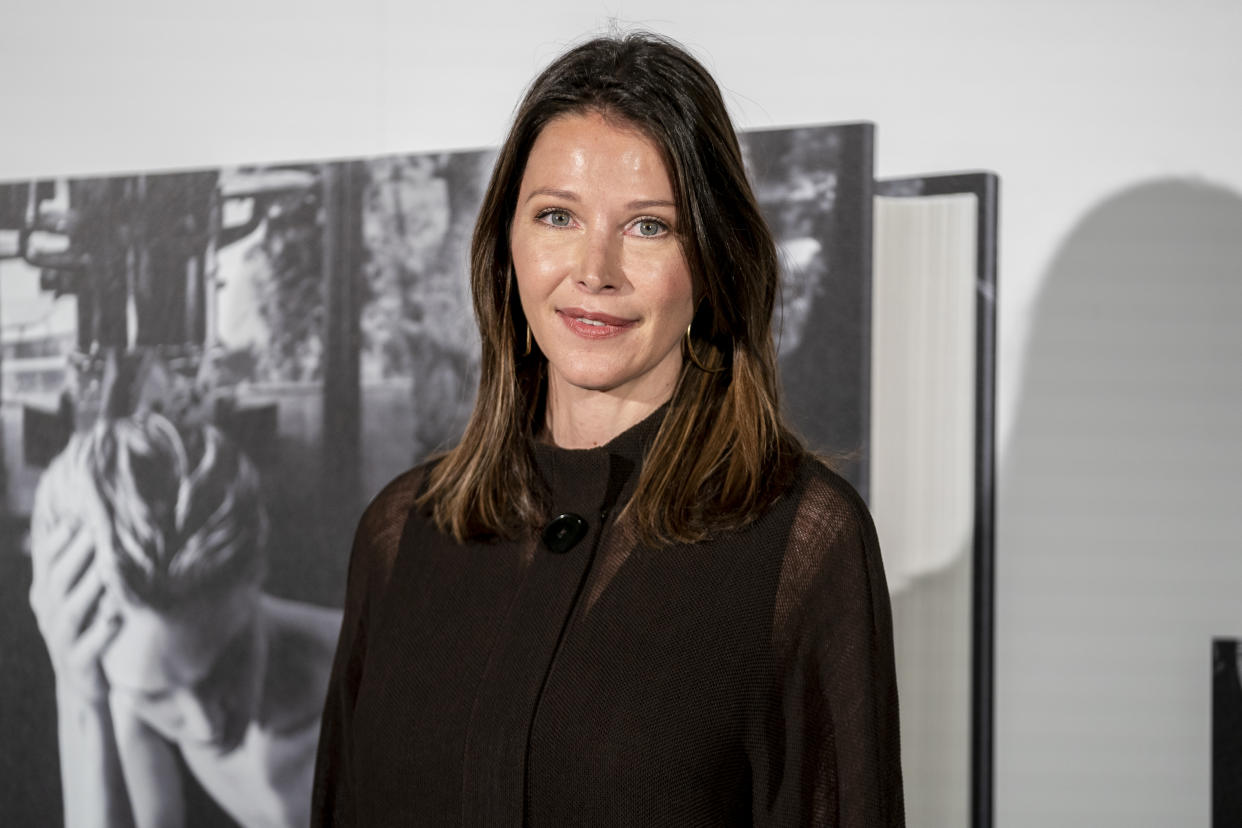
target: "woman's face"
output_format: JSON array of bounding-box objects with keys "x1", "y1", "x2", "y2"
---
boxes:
[
  {"x1": 510, "y1": 111, "x2": 695, "y2": 409},
  {"x1": 101, "y1": 583, "x2": 263, "y2": 752}
]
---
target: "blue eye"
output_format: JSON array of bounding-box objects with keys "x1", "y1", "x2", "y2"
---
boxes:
[
  {"x1": 539, "y1": 209, "x2": 572, "y2": 227},
  {"x1": 635, "y1": 219, "x2": 665, "y2": 237}
]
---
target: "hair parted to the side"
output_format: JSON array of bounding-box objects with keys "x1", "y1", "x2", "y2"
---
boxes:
[{"x1": 418, "y1": 30, "x2": 803, "y2": 546}]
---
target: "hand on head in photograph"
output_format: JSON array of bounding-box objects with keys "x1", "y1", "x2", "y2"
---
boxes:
[
  {"x1": 27, "y1": 507, "x2": 122, "y2": 705},
  {"x1": 28, "y1": 350, "x2": 341, "y2": 828}
]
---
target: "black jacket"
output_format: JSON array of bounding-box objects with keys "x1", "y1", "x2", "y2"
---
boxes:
[{"x1": 312, "y1": 409, "x2": 904, "y2": 826}]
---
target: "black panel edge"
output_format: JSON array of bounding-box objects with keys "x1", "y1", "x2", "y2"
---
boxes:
[
  {"x1": 855, "y1": 124, "x2": 876, "y2": 502},
  {"x1": 874, "y1": 170, "x2": 999, "y2": 828}
]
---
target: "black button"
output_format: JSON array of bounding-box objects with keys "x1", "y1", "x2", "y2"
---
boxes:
[{"x1": 542, "y1": 513, "x2": 588, "y2": 553}]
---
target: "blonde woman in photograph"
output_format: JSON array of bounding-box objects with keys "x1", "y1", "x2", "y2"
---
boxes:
[{"x1": 30, "y1": 383, "x2": 340, "y2": 828}]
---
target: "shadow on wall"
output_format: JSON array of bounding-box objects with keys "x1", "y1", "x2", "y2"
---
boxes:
[{"x1": 998, "y1": 179, "x2": 1242, "y2": 824}]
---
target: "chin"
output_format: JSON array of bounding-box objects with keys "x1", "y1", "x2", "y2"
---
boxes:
[
  {"x1": 558, "y1": 372, "x2": 634, "y2": 395},
  {"x1": 179, "y1": 720, "x2": 249, "y2": 755},
  {"x1": 204, "y1": 723, "x2": 249, "y2": 755},
  {"x1": 549, "y1": 358, "x2": 631, "y2": 393}
]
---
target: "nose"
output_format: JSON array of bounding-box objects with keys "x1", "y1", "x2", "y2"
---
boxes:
[{"x1": 577, "y1": 226, "x2": 621, "y2": 293}]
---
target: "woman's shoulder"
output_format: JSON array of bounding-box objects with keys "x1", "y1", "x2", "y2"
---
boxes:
[
  {"x1": 768, "y1": 454, "x2": 884, "y2": 603},
  {"x1": 767, "y1": 454, "x2": 890, "y2": 655},
  {"x1": 347, "y1": 460, "x2": 441, "y2": 590},
  {"x1": 785, "y1": 453, "x2": 876, "y2": 546},
  {"x1": 356, "y1": 461, "x2": 436, "y2": 535}
]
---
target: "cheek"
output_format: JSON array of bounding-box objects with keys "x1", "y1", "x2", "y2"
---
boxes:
[
  {"x1": 513, "y1": 269, "x2": 564, "y2": 339},
  {"x1": 511, "y1": 220, "x2": 582, "y2": 295},
  {"x1": 512, "y1": 248, "x2": 560, "y2": 306},
  {"x1": 100, "y1": 619, "x2": 161, "y2": 683},
  {"x1": 510, "y1": 222, "x2": 542, "y2": 272},
  {"x1": 647, "y1": 260, "x2": 696, "y2": 331}
]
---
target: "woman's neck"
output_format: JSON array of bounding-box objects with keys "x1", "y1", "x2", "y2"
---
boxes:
[{"x1": 544, "y1": 377, "x2": 674, "y2": 449}]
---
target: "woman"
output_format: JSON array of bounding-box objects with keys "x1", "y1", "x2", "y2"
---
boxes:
[
  {"x1": 312, "y1": 32, "x2": 904, "y2": 826},
  {"x1": 29, "y1": 384, "x2": 340, "y2": 828}
]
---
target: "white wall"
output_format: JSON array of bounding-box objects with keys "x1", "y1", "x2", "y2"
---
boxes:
[{"x1": 3, "y1": 1, "x2": 1240, "y2": 823}]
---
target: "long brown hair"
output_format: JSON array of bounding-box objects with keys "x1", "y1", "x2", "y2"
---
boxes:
[{"x1": 419, "y1": 31, "x2": 802, "y2": 545}]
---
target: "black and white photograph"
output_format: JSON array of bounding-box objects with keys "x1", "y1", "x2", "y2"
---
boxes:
[
  {"x1": 0, "y1": 123, "x2": 869, "y2": 826},
  {"x1": 742, "y1": 123, "x2": 874, "y2": 495}
]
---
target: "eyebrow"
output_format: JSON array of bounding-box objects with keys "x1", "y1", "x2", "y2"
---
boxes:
[
  {"x1": 628, "y1": 199, "x2": 676, "y2": 211},
  {"x1": 525, "y1": 187, "x2": 579, "y2": 203},
  {"x1": 523, "y1": 187, "x2": 676, "y2": 212}
]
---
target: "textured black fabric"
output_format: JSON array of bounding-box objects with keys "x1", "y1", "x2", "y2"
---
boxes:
[{"x1": 311, "y1": 411, "x2": 904, "y2": 826}]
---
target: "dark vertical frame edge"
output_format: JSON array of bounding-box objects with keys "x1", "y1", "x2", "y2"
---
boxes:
[
  {"x1": 874, "y1": 171, "x2": 999, "y2": 828},
  {"x1": 855, "y1": 123, "x2": 876, "y2": 502}
]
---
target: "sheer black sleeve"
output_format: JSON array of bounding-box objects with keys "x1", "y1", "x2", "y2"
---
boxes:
[
  {"x1": 748, "y1": 466, "x2": 905, "y2": 826},
  {"x1": 310, "y1": 468, "x2": 424, "y2": 827}
]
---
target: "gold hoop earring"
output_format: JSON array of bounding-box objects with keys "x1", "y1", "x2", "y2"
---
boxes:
[
  {"x1": 523, "y1": 324, "x2": 532, "y2": 357},
  {"x1": 685, "y1": 323, "x2": 726, "y2": 373}
]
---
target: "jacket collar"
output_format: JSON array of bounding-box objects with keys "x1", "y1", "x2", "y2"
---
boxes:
[{"x1": 531, "y1": 404, "x2": 668, "y2": 521}]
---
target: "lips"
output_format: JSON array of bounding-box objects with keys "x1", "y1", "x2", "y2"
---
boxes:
[{"x1": 557, "y1": 307, "x2": 636, "y2": 339}]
